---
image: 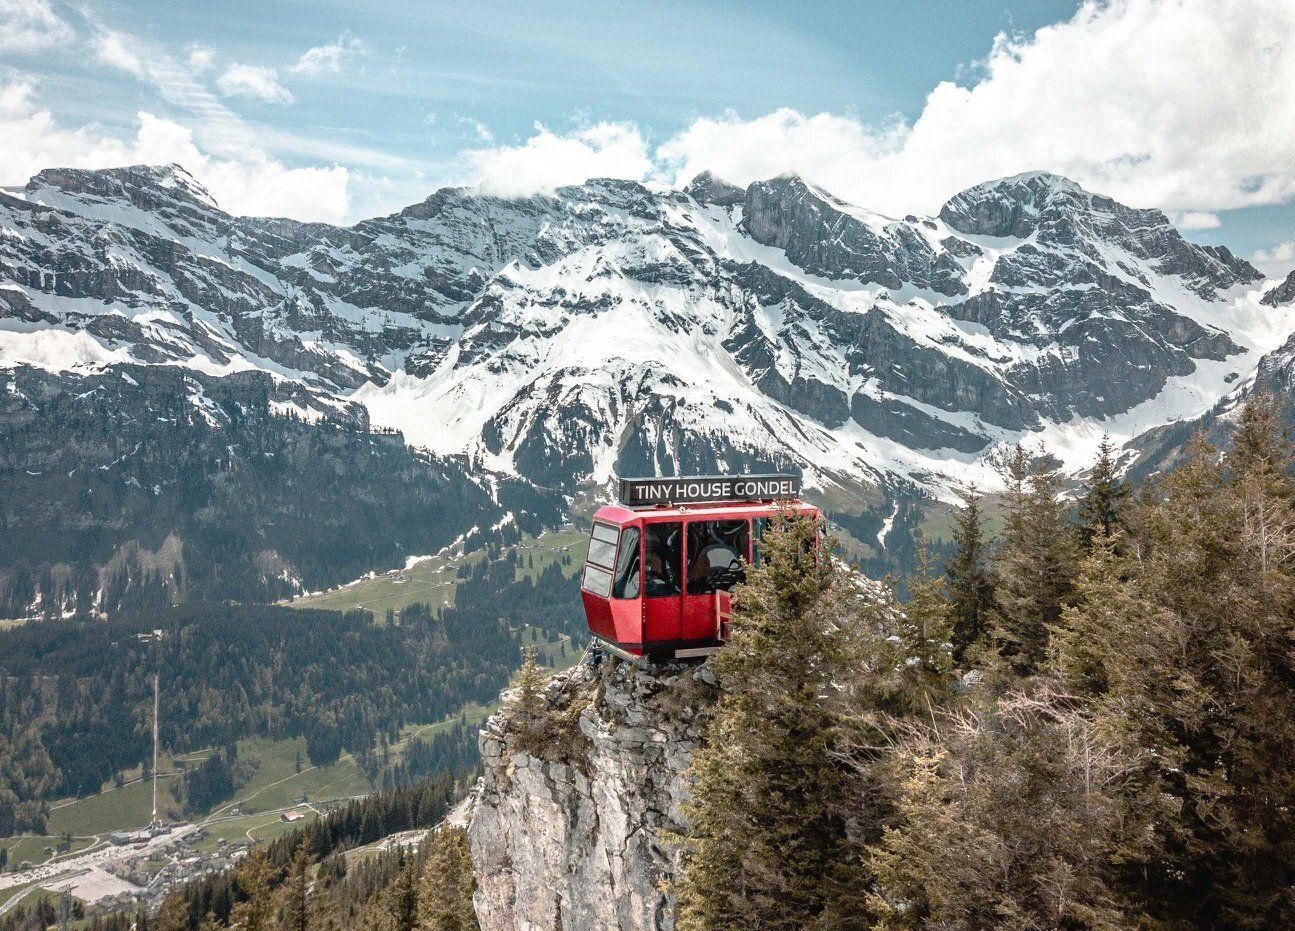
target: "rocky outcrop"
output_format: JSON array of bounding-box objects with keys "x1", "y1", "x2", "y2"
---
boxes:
[
  {"x1": 939, "y1": 171, "x2": 1083, "y2": 238},
  {"x1": 683, "y1": 171, "x2": 746, "y2": 207},
  {"x1": 940, "y1": 171, "x2": 1261, "y2": 300},
  {"x1": 1263, "y1": 269, "x2": 1295, "y2": 307},
  {"x1": 468, "y1": 659, "x2": 719, "y2": 931},
  {"x1": 744, "y1": 175, "x2": 967, "y2": 295}
]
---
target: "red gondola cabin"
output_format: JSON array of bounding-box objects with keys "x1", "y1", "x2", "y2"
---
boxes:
[{"x1": 581, "y1": 474, "x2": 819, "y2": 661}]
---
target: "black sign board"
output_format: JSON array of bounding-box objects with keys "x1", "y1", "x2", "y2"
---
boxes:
[{"x1": 617, "y1": 473, "x2": 802, "y2": 507}]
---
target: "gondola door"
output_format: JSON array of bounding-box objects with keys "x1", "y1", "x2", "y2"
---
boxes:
[
  {"x1": 642, "y1": 520, "x2": 683, "y2": 645},
  {"x1": 681, "y1": 518, "x2": 751, "y2": 640}
]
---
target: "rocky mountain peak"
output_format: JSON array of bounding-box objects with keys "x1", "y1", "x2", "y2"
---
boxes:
[
  {"x1": 742, "y1": 174, "x2": 967, "y2": 295},
  {"x1": 939, "y1": 170, "x2": 1261, "y2": 298},
  {"x1": 938, "y1": 170, "x2": 1089, "y2": 237},
  {"x1": 25, "y1": 162, "x2": 219, "y2": 212},
  {"x1": 1262, "y1": 268, "x2": 1295, "y2": 307},
  {"x1": 393, "y1": 181, "x2": 512, "y2": 220},
  {"x1": 684, "y1": 170, "x2": 747, "y2": 207}
]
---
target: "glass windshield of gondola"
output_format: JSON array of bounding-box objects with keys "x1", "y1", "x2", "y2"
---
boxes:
[{"x1": 612, "y1": 527, "x2": 641, "y2": 598}]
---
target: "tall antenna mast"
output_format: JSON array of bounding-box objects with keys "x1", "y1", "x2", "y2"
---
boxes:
[{"x1": 151, "y1": 670, "x2": 160, "y2": 825}]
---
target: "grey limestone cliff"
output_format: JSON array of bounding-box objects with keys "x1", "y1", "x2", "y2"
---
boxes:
[{"x1": 468, "y1": 659, "x2": 718, "y2": 931}]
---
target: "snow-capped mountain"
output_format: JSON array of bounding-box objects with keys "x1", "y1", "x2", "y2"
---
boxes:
[
  {"x1": 3, "y1": 163, "x2": 1289, "y2": 509},
  {"x1": 1126, "y1": 272, "x2": 1295, "y2": 477}
]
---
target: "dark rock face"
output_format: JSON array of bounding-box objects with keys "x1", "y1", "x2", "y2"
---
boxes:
[
  {"x1": 0, "y1": 363, "x2": 545, "y2": 617},
  {"x1": 1262, "y1": 269, "x2": 1295, "y2": 307},
  {"x1": 744, "y1": 176, "x2": 967, "y2": 295},
  {"x1": 940, "y1": 172, "x2": 1261, "y2": 299},
  {"x1": 849, "y1": 392, "x2": 989, "y2": 453},
  {"x1": 939, "y1": 171, "x2": 1077, "y2": 237},
  {"x1": 945, "y1": 286, "x2": 1236, "y2": 421},
  {"x1": 847, "y1": 306, "x2": 1037, "y2": 430},
  {"x1": 1250, "y1": 331, "x2": 1295, "y2": 394},
  {"x1": 683, "y1": 171, "x2": 747, "y2": 207}
]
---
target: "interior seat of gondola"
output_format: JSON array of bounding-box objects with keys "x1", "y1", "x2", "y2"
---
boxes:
[{"x1": 684, "y1": 520, "x2": 749, "y2": 594}]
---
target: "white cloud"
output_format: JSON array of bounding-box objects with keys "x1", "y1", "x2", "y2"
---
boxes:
[
  {"x1": 1, "y1": 77, "x2": 145, "y2": 171},
  {"x1": 656, "y1": 109, "x2": 899, "y2": 201},
  {"x1": 1177, "y1": 211, "x2": 1221, "y2": 230},
  {"x1": 0, "y1": 0, "x2": 71, "y2": 53},
  {"x1": 186, "y1": 45, "x2": 214, "y2": 73},
  {"x1": 0, "y1": 76, "x2": 349, "y2": 223},
  {"x1": 200, "y1": 153, "x2": 348, "y2": 221},
  {"x1": 1253, "y1": 241, "x2": 1295, "y2": 279},
  {"x1": 459, "y1": 117, "x2": 493, "y2": 144},
  {"x1": 94, "y1": 30, "x2": 147, "y2": 78},
  {"x1": 291, "y1": 32, "x2": 366, "y2": 75},
  {"x1": 653, "y1": 0, "x2": 1295, "y2": 217},
  {"x1": 464, "y1": 121, "x2": 652, "y2": 197},
  {"x1": 216, "y1": 64, "x2": 294, "y2": 103}
]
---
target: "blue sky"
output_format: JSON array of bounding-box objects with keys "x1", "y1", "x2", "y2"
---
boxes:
[
  {"x1": 51, "y1": 1, "x2": 1073, "y2": 141},
  {"x1": 2, "y1": 0, "x2": 1294, "y2": 275}
]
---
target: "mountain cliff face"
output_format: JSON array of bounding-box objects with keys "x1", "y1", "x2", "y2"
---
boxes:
[
  {"x1": 0, "y1": 362, "x2": 549, "y2": 617},
  {"x1": 469, "y1": 660, "x2": 716, "y2": 931},
  {"x1": 2, "y1": 161, "x2": 1292, "y2": 607},
  {"x1": 1124, "y1": 271, "x2": 1295, "y2": 478},
  {"x1": 1262, "y1": 269, "x2": 1295, "y2": 308}
]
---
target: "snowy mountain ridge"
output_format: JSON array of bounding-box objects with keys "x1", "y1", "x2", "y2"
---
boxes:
[{"x1": 3, "y1": 163, "x2": 1292, "y2": 517}]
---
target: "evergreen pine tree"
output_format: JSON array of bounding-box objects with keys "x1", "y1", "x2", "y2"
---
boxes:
[
  {"x1": 989, "y1": 446, "x2": 1078, "y2": 674},
  {"x1": 282, "y1": 840, "x2": 312, "y2": 931},
  {"x1": 1227, "y1": 390, "x2": 1290, "y2": 488},
  {"x1": 1090, "y1": 428, "x2": 1295, "y2": 927},
  {"x1": 1048, "y1": 532, "x2": 1131, "y2": 697},
  {"x1": 865, "y1": 683, "x2": 1159, "y2": 930},
  {"x1": 945, "y1": 491, "x2": 993, "y2": 664},
  {"x1": 509, "y1": 646, "x2": 549, "y2": 753},
  {"x1": 381, "y1": 858, "x2": 420, "y2": 931},
  {"x1": 229, "y1": 846, "x2": 273, "y2": 931},
  {"x1": 153, "y1": 894, "x2": 192, "y2": 931},
  {"x1": 676, "y1": 510, "x2": 876, "y2": 931},
  {"x1": 418, "y1": 828, "x2": 479, "y2": 931},
  {"x1": 1076, "y1": 434, "x2": 1130, "y2": 550},
  {"x1": 308, "y1": 886, "x2": 345, "y2": 931},
  {"x1": 882, "y1": 544, "x2": 955, "y2": 713},
  {"x1": 1227, "y1": 391, "x2": 1295, "y2": 585}
]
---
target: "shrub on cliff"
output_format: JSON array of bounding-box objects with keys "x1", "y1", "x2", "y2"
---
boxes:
[{"x1": 503, "y1": 648, "x2": 590, "y2": 764}]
